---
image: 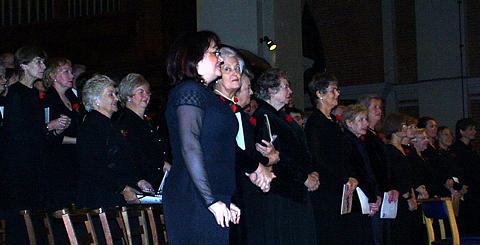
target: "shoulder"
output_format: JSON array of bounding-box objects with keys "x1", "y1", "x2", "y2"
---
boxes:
[{"x1": 169, "y1": 80, "x2": 210, "y2": 108}]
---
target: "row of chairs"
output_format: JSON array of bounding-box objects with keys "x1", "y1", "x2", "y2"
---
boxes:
[{"x1": 20, "y1": 205, "x2": 167, "y2": 245}]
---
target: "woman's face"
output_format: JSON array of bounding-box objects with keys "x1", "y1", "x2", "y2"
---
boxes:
[
  {"x1": 218, "y1": 56, "x2": 241, "y2": 95},
  {"x1": 347, "y1": 112, "x2": 369, "y2": 137},
  {"x1": 269, "y1": 78, "x2": 292, "y2": 108},
  {"x1": 425, "y1": 120, "x2": 438, "y2": 139},
  {"x1": 129, "y1": 84, "x2": 151, "y2": 110},
  {"x1": 197, "y1": 41, "x2": 222, "y2": 83},
  {"x1": 96, "y1": 85, "x2": 119, "y2": 117},
  {"x1": 413, "y1": 132, "x2": 429, "y2": 151},
  {"x1": 460, "y1": 126, "x2": 477, "y2": 140},
  {"x1": 236, "y1": 76, "x2": 252, "y2": 108},
  {"x1": 394, "y1": 123, "x2": 408, "y2": 139},
  {"x1": 22, "y1": 57, "x2": 46, "y2": 79},
  {"x1": 53, "y1": 64, "x2": 74, "y2": 89},
  {"x1": 438, "y1": 128, "x2": 454, "y2": 147},
  {"x1": 318, "y1": 83, "x2": 340, "y2": 110},
  {"x1": 368, "y1": 99, "x2": 382, "y2": 125},
  {"x1": 405, "y1": 124, "x2": 418, "y2": 139}
]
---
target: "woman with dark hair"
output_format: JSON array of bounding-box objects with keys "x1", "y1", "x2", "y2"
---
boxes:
[
  {"x1": 304, "y1": 72, "x2": 357, "y2": 245},
  {"x1": 436, "y1": 126, "x2": 465, "y2": 198},
  {"x1": 417, "y1": 116, "x2": 438, "y2": 160},
  {"x1": 383, "y1": 113, "x2": 422, "y2": 245},
  {"x1": 252, "y1": 68, "x2": 318, "y2": 244},
  {"x1": 451, "y1": 118, "x2": 480, "y2": 234},
  {"x1": 42, "y1": 57, "x2": 81, "y2": 209},
  {"x1": 0, "y1": 46, "x2": 69, "y2": 244},
  {"x1": 164, "y1": 31, "x2": 240, "y2": 244}
]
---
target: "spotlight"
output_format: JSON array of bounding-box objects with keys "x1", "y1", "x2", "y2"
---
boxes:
[{"x1": 260, "y1": 36, "x2": 277, "y2": 51}]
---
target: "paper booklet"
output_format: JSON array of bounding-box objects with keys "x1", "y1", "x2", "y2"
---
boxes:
[
  {"x1": 44, "y1": 107, "x2": 50, "y2": 123},
  {"x1": 380, "y1": 192, "x2": 398, "y2": 219},
  {"x1": 341, "y1": 184, "x2": 353, "y2": 215},
  {"x1": 356, "y1": 187, "x2": 370, "y2": 214},
  {"x1": 136, "y1": 170, "x2": 169, "y2": 204}
]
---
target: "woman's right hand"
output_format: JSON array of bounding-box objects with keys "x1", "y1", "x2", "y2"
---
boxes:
[
  {"x1": 121, "y1": 185, "x2": 141, "y2": 204},
  {"x1": 48, "y1": 114, "x2": 71, "y2": 134},
  {"x1": 388, "y1": 190, "x2": 399, "y2": 203},
  {"x1": 208, "y1": 201, "x2": 231, "y2": 228}
]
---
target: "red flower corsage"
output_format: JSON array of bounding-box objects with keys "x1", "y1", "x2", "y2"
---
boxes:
[
  {"x1": 233, "y1": 97, "x2": 239, "y2": 103},
  {"x1": 71, "y1": 103, "x2": 80, "y2": 112},
  {"x1": 144, "y1": 114, "x2": 152, "y2": 121},
  {"x1": 231, "y1": 104, "x2": 237, "y2": 113},
  {"x1": 335, "y1": 114, "x2": 343, "y2": 121},
  {"x1": 249, "y1": 116, "x2": 257, "y2": 126},
  {"x1": 39, "y1": 91, "x2": 46, "y2": 100},
  {"x1": 120, "y1": 129, "x2": 128, "y2": 137},
  {"x1": 285, "y1": 115, "x2": 293, "y2": 124}
]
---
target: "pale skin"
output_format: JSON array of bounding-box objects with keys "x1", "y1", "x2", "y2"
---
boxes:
[{"x1": 51, "y1": 63, "x2": 76, "y2": 144}]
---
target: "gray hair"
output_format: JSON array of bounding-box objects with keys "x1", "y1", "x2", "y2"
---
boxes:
[
  {"x1": 220, "y1": 47, "x2": 245, "y2": 73},
  {"x1": 357, "y1": 94, "x2": 381, "y2": 108},
  {"x1": 254, "y1": 68, "x2": 287, "y2": 101},
  {"x1": 82, "y1": 74, "x2": 116, "y2": 112},
  {"x1": 118, "y1": 73, "x2": 149, "y2": 107}
]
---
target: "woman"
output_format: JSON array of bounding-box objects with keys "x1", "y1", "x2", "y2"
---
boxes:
[
  {"x1": 228, "y1": 66, "x2": 278, "y2": 244},
  {"x1": 304, "y1": 73, "x2": 357, "y2": 245},
  {"x1": 383, "y1": 113, "x2": 421, "y2": 245},
  {"x1": 164, "y1": 31, "x2": 240, "y2": 245},
  {"x1": 436, "y1": 126, "x2": 465, "y2": 198},
  {"x1": 451, "y1": 118, "x2": 480, "y2": 234},
  {"x1": 417, "y1": 116, "x2": 438, "y2": 160},
  {"x1": 252, "y1": 68, "x2": 318, "y2": 244},
  {"x1": 341, "y1": 104, "x2": 381, "y2": 244},
  {"x1": 115, "y1": 73, "x2": 170, "y2": 192},
  {"x1": 0, "y1": 47, "x2": 69, "y2": 244},
  {"x1": 76, "y1": 75, "x2": 139, "y2": 208},
  {"x1": 43, "y1": 57, "x2": 81, "y2": 209}
]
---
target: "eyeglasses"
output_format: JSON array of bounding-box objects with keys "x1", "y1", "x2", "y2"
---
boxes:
[{"x1": 279, "y1": 83, "x2": 290, "y2": 89}]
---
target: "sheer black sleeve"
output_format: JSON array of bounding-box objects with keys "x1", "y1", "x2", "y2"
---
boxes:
[{"x1": 175, "y1": 88, "x2": 216, "y2": 207}]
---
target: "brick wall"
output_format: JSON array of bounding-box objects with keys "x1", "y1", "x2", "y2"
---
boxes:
[{"x1": 306, "y1": 0, "x2": 384, "y2": 86}]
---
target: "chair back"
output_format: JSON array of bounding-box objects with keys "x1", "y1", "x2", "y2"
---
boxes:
[
  {"x1": 20, "y1": 210, "x2": 56, "y2": 245},
  {"x1": 95, "y1": 207, "x2": 127, "y2": 245},
  {"x1": 121, "y1": 206, "x2": 149, "y2": 245},
  {"x1": 145, "y1": 206, "x2": 168, "y2": 245},
  {"x1": 420, "y1": 198, "x2": 460, "y2": 245},
  {"x1": 54, "y1": 208, "x2": 98, "y2": 245}
]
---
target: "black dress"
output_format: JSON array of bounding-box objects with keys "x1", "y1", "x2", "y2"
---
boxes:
[
  {"x1": 251, "y1": 100, "x2": 317, "y2": 245},
  {"x1": 230, "y1": 107, "x2": 270, "y2": 245},
  {"x1": 164, "y1": 80, "x2": 238, "y2": 245},
  {"x1": 384, "y1": 144, "x2": 423, "y2": 245},
  {"x1": 451, "y1": 140, "x2": 480, "y2": 234},
  {"x1": 43, "y1": 87, "x2": 81, "y2": 209},
  {"x1": 76, "y1": 110, "x2": 139, "y2": 208},
  {"x1": 113, "y1": 108, "x2": 169, "y2": 188},
  {"x1": 304, "y1": 108, "x2": 355, "y2": 245},
  {"x1": 0, "y1": 82, "x2": 48, "y2": 244}
]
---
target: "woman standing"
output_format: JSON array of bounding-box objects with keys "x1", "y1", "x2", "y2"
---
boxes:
[
  {"x1": 304, "y1": 73, "x2": 357, "y2": 245},
  {"x1": 43, "y1": 57, "x2": 80, "y2": 209},
  {"x1": 0, "y1": 47, "x2": 69, "y2": 244},
  {"x1": 164, "y1": 31, "x2": 240, "y2": 245},
  {"x1": 77, "y1": 75, "x2": 139, "y2": 207},
  {"x1": 115, "y1": 73, "x2": 170, "y2": 191},
  {"x1": 252, "y1": 68, "x2": 318, "y2": 244}
]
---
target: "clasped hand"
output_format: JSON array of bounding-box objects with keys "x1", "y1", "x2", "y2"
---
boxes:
[
  {"x1": 47, "y1": 114, "x2": 71, "y2": 134},
  {"x1": 304, "y1": 171, "x2": 320, "y2": 191},
  {"x1": 248, "y1": 164, "x2": 276, "y2": 192},
  {"x1": 208, "y1": 202, "x2": 241, "y2": 228}
]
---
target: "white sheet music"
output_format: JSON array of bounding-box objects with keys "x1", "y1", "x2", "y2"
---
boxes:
[
  {"x1": 356, "y1": 187, "x2": 370, "y2": 214},
  {"x1": 235, "y1": 112, "x2": 246, "y2": 150},
  {"x1": 380, "y1": 192, "x2": 398, "y2": 219}
]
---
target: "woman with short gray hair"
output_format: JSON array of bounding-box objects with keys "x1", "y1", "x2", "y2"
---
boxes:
[
  {"x1": 77, "y1": 74, "x2": 139, "y2": 207},
  {"x1": 114, "y1": 73, "x2": 171, "y2": 198}
]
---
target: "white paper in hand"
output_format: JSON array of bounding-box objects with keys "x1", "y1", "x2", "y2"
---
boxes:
[
  {"x1": 380, "y1": 192, "x2": 398, "y2": 219},
  {"x1": 356, "y1": 187, "x2": 370, "y2": 214}
]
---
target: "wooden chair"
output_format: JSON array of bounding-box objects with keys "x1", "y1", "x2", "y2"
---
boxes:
[
  {"x1": 0, "y1": 219, "x2": 7, "y2": 245},
  {"x1": 145, "y1": 206, "x2": 168, "y2": 245},
  {"x1": 19, "y1": 210, "x2": 56, "y2": 245},
  {"x1": 53, "y1": 208, "x2": 98, "y2": 245},
  {"x1": 121, "y1": 206, "x2": 149, "y2": 245},
  {"x1": 95, "y1": 207, "x2": 128, "y2": 245},
  {"x1": 420, "y1": 197, "x2": 480, "y2": 245}
]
